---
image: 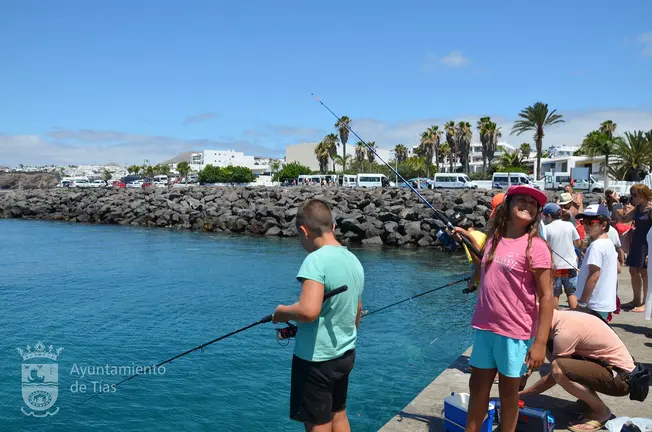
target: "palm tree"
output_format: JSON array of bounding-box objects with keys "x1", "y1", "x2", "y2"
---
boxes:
[
  {"x1": 366, "y1": 141, "x2": 376, "y2": 172},
  {"x1": 444, "y1": 121, "x2": 457, "y2": 172},
  {"x1": 177, "y1": 161, "x2": 190, "y2": 181},
  {"x1": 355, "y1": 142, "x2": 367, "y2": 172},
  {"x1": 456, "y1": 121, "x2": 472, "y2": 173},
  {"x1": 519, "y1": 143, "x2": 532, "y2": 159},
  {"x1": 314, "y1": 141, "x2": 330, "y2": 174},
  {"x1": 335, "y1": 116, "x2": 351, "y2": 171},
  {"x1": 611, "y1": 131, "x2": 652, "y2": 181},
  {"x1": 511, "y1": 102, "x2": 565, "y2": 179},
  {"x1": 428, "y1": 125, "x2": 442, "y2": 173},
  {"x1": 128, "y1": 165, "x2": 141, "y2": 176},
  {"x1": 322, "y1": 133, "x2": 339, "y2": 172},
  {"x1": 600, "y1": 120, "x2": 617, "y2": 139},
  {"x1": 332, "y1": 155, "x2": 353, "y2": 172},
  {"x1": 477, "y1": 117, "x2": 491, "y2": 173},
  {"x1": 417, "y1": 130, "x2": 435, "y2": 179},
  {"x1": 486, "y1": 121, "x2": 501, "y2": 166},
  {"x1": 578, "y1": 130, "x2": 620, "y2": 189},
  {"x1": 394, "y1": 144, "x2": 408, "y2": 164},
  {"x1": 438, "y1": 143, "x2": 451, "y2": 172}
]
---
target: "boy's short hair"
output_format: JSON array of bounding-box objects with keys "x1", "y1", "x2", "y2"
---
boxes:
[{"x1": 296, "y1": 199, "x2": 334, "y2": 235}]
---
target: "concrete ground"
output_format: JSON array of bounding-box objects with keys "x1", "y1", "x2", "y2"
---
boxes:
[{"x1": 379, "y1": 269, "x2": 652, "y2": 432}]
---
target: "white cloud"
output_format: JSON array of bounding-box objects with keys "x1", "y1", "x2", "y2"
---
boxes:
[
  {"x1": 422, "y1": 50, "x2": 469, "y2": 72},
  {"x1": 0, "y1": 130, "x2": 281, "y2": 166},
  {"x1": 341, "y1": 109, "x2": 652, "y2": 151},
  {"x1": 638, "y1": 32, "x2": 652, "y2": 56},
  {"x1": 440, "y1": 51, "x2": 469, "y2": 67},
  {"x1": 182, "y1": 112, "x2": 219, "y2": 125}
]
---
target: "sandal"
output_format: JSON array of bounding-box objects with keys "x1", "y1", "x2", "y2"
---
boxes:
[
  {"x1": 567, "y1": 419, "x2": 608, "y2": 432},
  {"x1": 631, "y1": 305, "x2": 646, "y2": 313}
]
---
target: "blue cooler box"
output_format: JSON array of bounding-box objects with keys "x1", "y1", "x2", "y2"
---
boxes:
[{"x1": 444, "y1": 392, "x2": 496, "y2": 432}]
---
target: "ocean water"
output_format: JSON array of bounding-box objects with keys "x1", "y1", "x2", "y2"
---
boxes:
[{"x1": 0, "y1": 219, "x2": 475, "y2": 431}]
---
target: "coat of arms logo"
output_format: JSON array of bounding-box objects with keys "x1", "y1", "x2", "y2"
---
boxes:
[{"x1": 17, "y1": 342, "x2": 63, "y2": 417}]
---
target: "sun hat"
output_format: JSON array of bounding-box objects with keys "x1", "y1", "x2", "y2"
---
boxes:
[
  {"x1": 489, "y1": 193, "x2": 506, "y2": 218},
  {"x1": 504, "y1": 184, "x2": 548, "y2": 208},
  {"x1": 558, "y1": 192, "x2": 573, "y2": 206},
  {"x1": 543, "y1": 202, "x2": 562, "y2": 216}
]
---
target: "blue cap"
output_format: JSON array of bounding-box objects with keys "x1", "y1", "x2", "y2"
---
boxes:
[
  {"x1": 577, "y1": 204, "x2": 610, "y2": 219},
  {"x1": 542, "y1": 203, "x2": 562, "y2": 216}
]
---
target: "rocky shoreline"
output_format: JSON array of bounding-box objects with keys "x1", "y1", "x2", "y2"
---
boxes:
[{"x1": 0, "y1": 187, "x2": 602, "y2": 249}]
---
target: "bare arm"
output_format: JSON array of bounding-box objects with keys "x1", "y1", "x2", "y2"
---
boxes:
[
  {"x1": 519, "y1": 373, "x2": 557, "y2": 397},
  {"x1": 355, "y1": 300, "x2": 362, "y2": 329},
  {"x1": 452, "y1": 227, "x2": 483, "y2": 266},
  {"x1": 578, "y1": 265, "x2": 600, "y2": 304},
  {"x1": 526, "y1": 268, "x2": 554, "y2": 371},
  {"x1": 273, "y1": 280, "x2": 324, "y2": 323}
]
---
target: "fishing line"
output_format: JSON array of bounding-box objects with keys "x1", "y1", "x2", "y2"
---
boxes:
[
  {"x1": 80, "y1": 285, "x2": 349, "y2": 405},
  {"x1": 312, "y1": 94, "x2": 482, "y2": 261}
]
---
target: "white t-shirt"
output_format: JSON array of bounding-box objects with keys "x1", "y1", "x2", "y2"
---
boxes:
[
  {"x1": 545, "y1": 219, "x2": 580, "y2": 269},
  {"x1": 576, "y1": 238, "x2": 618, "y2": 312}
]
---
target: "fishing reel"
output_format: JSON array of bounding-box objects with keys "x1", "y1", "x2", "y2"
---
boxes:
[
  {"x1": 275, "y1": 322, "x2": 298, "y2": 346},
  {"x1": 435, "y1": 228, "x2": 458, "y2": 252},
  {"x1": 462, "y1": 284, "x2": 478, "y2": 295}
]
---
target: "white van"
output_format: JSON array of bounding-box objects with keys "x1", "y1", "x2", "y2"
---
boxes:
[
  {"x1": 492, "y1": 172, "x2": 534, "y2": 189},
  {"x1": 357, "y1": 173, "x2": 389, "y2": 188},
  {"x1": 340, "y1": 175, "x2": 357, "y2": 187},
  {"x1": 433, "y1": 173, "x2": 477, "y2": 189},
  {"x1": 546, "y1": 172, "x2": 604, "y2": 192}
]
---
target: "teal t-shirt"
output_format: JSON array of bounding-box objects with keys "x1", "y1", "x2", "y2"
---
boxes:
[{"x1": 294, "y1": 245, "x2": 365, "y2": 362}]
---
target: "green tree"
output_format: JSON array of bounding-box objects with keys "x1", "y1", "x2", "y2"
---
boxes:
[
  {"x1": 477, "y1": 117, "x2": 491, "y2": 173},
  {"x1": 273, "y1": 161, "x2": 312, "y2": 182},
  {"x1": 198, "y1": 165, "x2": 222, "y2": 184},
  {"x1": 611, "y1": 130, "x2": 652, "y2": 181},
  {"x1": 222, "y1": 166, "x2": 255, "y2": 183},
  {"x1": 394, "y1": 144, "x2": 408, "y2": 164},
  {"x1": 314, "y1": 140, "x2": 330, "y2": 174},
  {"x1": 444, "y1": 121, "x2": 457, "y2": 172},
  {"x1": 128, "y1": 165, "x2": 141, "y2": 176},
  {"x1": 438, "y1": 143, "x2": 451, "y2": 171},
  {"x1": 102, "y1": 169, "x2": 112, "y2": 181},
  {"x1": 334, "y1": 116, "x2": 351, "y2": 171},
  {"x1": 176, "y1": 161, "x2": 190, "y2": 181},
  {"x1": 366, "y1": 141, "x2": 376, "y2": 172},
  {"x1": 355, "y1": 142, "x2": 367, "y2": 172},
  {"x1": 143, "y1": 165, "x2": 155, "y2": 179},
  {"x1": 577, "y1": 130, "x2": 620, "y2": 189},
  {"x1": 511, "y1": 102, "x2": 565, "y2": 179},
  {"x1": 456, "y1": 121, "x2": 472, "y2": 173},
  {"x1": 323, "y1": 133, "x2": 339, "y2": 172},
  {"x1": 332, "y1": 154, "x2": 353, "y2": 173},
  {"x1": 519, "y1": 143, "x2": 532, "y2": 159}
]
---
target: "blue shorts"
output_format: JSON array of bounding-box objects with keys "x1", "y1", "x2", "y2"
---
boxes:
[
  {"x1": 469, "y1": 330, "x2": 534, "y2": 378},
  {"x1": 553, "y1": 268, "x2": 578, "y2": 297}
]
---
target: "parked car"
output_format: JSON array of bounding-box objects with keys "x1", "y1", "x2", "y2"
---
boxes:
[
  {"x1": 126, "y1": 180, "x2": 143, "y2": 188},
  {"x1": 112, "y1": 181, "x2": 126, "y2": 188}
]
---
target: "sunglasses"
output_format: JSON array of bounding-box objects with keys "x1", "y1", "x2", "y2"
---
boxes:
[{"x1": 581, "y1": 218, "x2": 605, "y2": 226}]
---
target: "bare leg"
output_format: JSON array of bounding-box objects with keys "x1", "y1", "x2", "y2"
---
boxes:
[
  {"x1": 330, "y1": 409, "x2": 350, "y2": 432},
  {"x1": 498, "y1": 374, "x2": 523, "y2": 432},
  {"x1": 305, "y1": 420, "x2": 332, "y2": 432},
  {"x1": 465, "y1": 368, "x2": 497, "y2": 432},
  {"x1": 629, "y1": 267, "x2": 643, "y2": 306},
  {"x1": 568, "y1": 294, "x2": 578, "y2": 309},
  {"x1": 554, "y1": 296, "x2": 560, "y2": 310},
  {"x1": 550, "y1": 361, "x2": 611, "y2": 423},
  {"x1": 641, "y1": 271, "x2": 648, "y2": 308}
]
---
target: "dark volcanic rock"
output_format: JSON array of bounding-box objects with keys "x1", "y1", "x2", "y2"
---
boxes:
[{"x1": 0, "y1": 185, "x2": 536, "y2": 250}]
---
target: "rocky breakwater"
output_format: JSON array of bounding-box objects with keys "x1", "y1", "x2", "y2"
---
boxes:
[{"x1": 0, "y1": 187, "x2": 604, "y2": 249}]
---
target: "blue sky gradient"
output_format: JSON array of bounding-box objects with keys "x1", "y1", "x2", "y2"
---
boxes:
[{"x1": 2, "y1": 0, "x2": 651, "y2": 165}]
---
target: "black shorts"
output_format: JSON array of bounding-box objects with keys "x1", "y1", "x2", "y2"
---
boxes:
[{"x1": 290, "y1": 349, "x2": 355, "y2": 425}]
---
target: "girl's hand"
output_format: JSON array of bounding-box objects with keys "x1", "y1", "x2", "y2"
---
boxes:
[{"x1": 525, "y1": 343, "x2": 546, "y2": 372}]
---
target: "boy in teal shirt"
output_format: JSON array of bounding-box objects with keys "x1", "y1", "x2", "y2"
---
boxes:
[{"x1": 273, "y1": 199, "x2": 364, "y2": 431}]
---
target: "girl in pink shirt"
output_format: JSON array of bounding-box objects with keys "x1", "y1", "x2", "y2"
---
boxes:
[{"x1": 466, "y1": 185, "x2": 554, "y2": 432}]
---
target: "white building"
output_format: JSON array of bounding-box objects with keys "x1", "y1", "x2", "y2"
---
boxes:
[{"x1": 165, "y1": 149, "x2": 281, "y2": 175}]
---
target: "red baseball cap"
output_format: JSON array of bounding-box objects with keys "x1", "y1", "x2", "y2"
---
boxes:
[{"x1": 504, "y1": 184, "x2": 548, "y2": 208}]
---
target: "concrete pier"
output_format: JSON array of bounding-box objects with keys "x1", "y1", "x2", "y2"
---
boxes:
[{"x1": 380, "y1": 269, "x2": 652, "y2": 431}]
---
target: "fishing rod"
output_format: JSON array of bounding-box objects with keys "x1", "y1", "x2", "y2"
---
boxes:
[
  {"x1": 311, "y1": 94, "x2": 483, "y2": 261},
  {"x1": 80, "y1": 285, "x2": 349, "y2": 405}
]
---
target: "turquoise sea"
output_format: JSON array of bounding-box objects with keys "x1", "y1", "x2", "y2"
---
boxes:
[{"x1": 0, "y1": 219, "x2": 474, "y2": 431}]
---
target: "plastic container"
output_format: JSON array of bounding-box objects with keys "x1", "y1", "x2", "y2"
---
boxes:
[{"x1": 444, "y1": 392, "x2": 495, "y2": 432}]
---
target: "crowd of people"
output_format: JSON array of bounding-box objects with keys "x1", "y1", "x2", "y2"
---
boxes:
[
  {"x1": 263, "y1": 183, "x2": 650, "y2": 432},
  {"x1": 451, "y1": 183, "x2": 651, "y2": 432}
]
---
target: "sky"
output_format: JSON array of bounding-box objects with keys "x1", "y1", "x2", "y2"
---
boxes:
[{"x1": 1, "y1": 0, "x2": 651, "y2": 166}]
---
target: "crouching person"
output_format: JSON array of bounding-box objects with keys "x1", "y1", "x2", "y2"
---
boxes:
[{"x1": 519, "y1": 310, "x2": 648, "y2": 432}]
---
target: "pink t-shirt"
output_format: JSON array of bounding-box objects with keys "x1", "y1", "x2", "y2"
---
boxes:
[{"x1": 472, "y1": 234, "x2": 552, "y2": 340}]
